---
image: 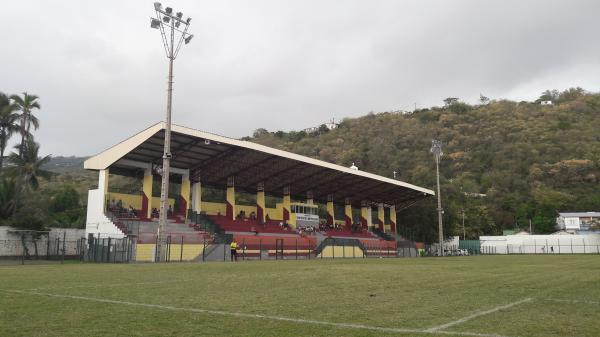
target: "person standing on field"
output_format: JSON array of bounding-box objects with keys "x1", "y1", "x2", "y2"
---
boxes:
[{"x1": 230, "y1": 240, "x2": 239, "y2": 261}]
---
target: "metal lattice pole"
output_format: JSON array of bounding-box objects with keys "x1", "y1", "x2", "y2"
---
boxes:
[{"x1": 150, "y1": 3, "x2": 193, "y2": 262}]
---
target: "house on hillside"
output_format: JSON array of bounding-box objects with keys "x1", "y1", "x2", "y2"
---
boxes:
[
  {"x1": 556, "y1": 212, "x2": 600, "y2": 234},
  {"x1": 540, "y1": 100, "x2": 553, "y2": 105},
  {"x1": 302, "y1": 118, "x2": 340, "y2": 134}
]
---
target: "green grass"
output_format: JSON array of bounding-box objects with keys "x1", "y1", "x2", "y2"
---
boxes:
[{"x1": 0, "y1": 256, "x2": 599, "y2": 337}]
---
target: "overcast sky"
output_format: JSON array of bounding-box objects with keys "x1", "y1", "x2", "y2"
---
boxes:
[{"x1": 1, "y1": 0, "x2": 599, "y2": 156}]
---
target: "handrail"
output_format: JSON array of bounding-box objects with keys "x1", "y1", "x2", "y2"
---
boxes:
[{"x1": 313, "y1": 237, "x2": 365, "y2": 256}]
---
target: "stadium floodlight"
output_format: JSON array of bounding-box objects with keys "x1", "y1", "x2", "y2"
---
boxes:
[
  {"x1": 149, "y1": 3, "x2": 193, "y2": 262},
  {"x1": 150, "y1": 18, "x2": 161, "y2": 29},
  {"x1": 430, "y1": 139, "x2": 444, "y2": 256}
]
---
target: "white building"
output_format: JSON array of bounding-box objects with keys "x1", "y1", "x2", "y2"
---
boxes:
[
  {"x1": 556, "y1": 212, "x2": 600, "y2": 233},
  {"x1": 540, "y1": 100, "x2": 553, "y2": 105}
]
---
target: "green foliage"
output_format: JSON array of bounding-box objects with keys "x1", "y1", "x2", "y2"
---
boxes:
[{"x1": 249, "y1": 88, "x2": 600, "y2": 240}]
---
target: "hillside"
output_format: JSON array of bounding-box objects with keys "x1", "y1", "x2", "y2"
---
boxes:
[{"x1": 247, "y1": 88, "x2": 600, "y2": 242}]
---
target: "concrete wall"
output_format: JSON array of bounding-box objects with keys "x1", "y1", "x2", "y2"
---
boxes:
[
  {"x1": 0, "y1": 227, "x2": 86, "y2": 257},
  {"x1": 479, "y1": 234, "x2": 600, "y2": 254},
  {"x1": 86, "y1": 188, "x2": 124, "y2": 239}
]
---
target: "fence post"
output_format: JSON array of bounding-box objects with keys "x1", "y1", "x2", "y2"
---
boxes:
[
  {"x1": 332, "y1": 239, "x2": 335, "y2": 259},
  {"x1": 242, "y1": 238, "x2": 246, "y2": 261},
  {"x1": 107, "y1": 237, "x2": 111, "y2": 263},
  {"x1": 259, "y1": 239, "x2": 262, "y2": 261},
  {"x1": 202, "y1": 237, "x2": 206, "y2": 262},
  {"x1": 571, "y1": 238, "x2": 573, "y2": 254},
  {"x1": 180, "y1": 236, "x2": 184, "y2": 262},
  {"x1": 21, "y1": 238, "x2": 25, "y2": 265},
  {"x1": 583, "y1": 238, "x2": 586, "y2": 254},
  {"x1": 295, "y1": 239, "x2": 298, "y2": 260}
]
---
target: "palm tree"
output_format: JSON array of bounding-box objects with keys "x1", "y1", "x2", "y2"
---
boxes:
[
  {"x1": 10, "y1": 92, "x2": 40, "y2": 158},
  {"x1": 0, "y1": 178, "x2": 16, "y2": 219},
  {"x1": 0, "y1": 92, "x2": 21, "y2": 169},
  {"x1": 8, "y1": 138, "x2": 52, "y2": 191}
]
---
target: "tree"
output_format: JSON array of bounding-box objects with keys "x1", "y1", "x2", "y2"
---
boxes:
[
  {"x1": 8, "y1": 138, "x2": 52, "y2": 191},
  {"x1": 252, "y1": 128, "x2": 269, "y2": 138},
  {"x1": 443, "y1": 97, "x2": 459, "y2": 106},
  {"x1": 0, "y1": 93, "x2": 20, "y2": 169},
  {"x1": 10, "y1": 92, "x2": 40, "y2": 158},
  {"x1": 479, "y1": 94, "x2": 490, "y2": 105},
  {"x1": 0, "y1": 178, "x2": 17, "y2": 219}
]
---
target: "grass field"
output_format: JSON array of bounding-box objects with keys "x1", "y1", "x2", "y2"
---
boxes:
[{"x1": 1, "y1": 256, "x2": 599, "y2": 337}]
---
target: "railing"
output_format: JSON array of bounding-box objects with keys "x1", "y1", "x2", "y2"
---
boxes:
[{"x1": 371, "y1": 228, "x2": 395, "y2": 241}]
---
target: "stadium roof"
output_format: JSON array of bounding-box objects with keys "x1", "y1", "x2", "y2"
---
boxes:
[{"x1": 84, "y1": 122, "x2": 434, "y2": 208}]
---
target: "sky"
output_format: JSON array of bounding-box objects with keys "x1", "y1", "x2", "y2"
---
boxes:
[{"x1": 1, "y1": 0, "x2": 599, "y2": 156}]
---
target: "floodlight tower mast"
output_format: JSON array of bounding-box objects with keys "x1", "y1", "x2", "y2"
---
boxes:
[
  {"x1": 150, "y1": 2, "x2": 193, "y2": 262},
  {"x1": 430, "y1": 139, "x2": 444, "y2": 256}
]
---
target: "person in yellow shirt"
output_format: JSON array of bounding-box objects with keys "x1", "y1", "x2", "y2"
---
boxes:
[{"x1": 230, "y1": 240, "x2": 238, "y2": 261}]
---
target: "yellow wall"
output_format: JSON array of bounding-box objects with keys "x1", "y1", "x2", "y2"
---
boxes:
[
  {"x1": 226, "y1": 186, "x2": 236, "y2": 219},
  {"x1": 318, "y1": 246, "x2": 364, "y2": 258},
  {"x1": 326, "y1": 201, "x2": 335, "y2": 223},
  {"x1": 266, "y1": 206, "x2": 282, "y2": 221},
  {"x1": 142, "y1": 170, "x2": 153, "y2": 218},
  {"x1": 201, "y1": 201, "x2": 227, "y2": 215},
  {"x1": 108, "y1": 192, "x2": 142, "y2": 209},
  {"x1": 181, "y1": 175, "x2": 191, "y2": 213},
  {"x1": 135, "y1": 244, "x2": 205, "y2": 262},
  {"x1": 237, "y1": 205, "x2": 258, "y2": 216},
  {"x1": 256, "y1": 190, "x2": 265, "y2": 222},
  {"x1": 151, "y1": 197, "x2": 175, "y2": 209},
  {"x1": 108, "y1": 193, "x2": 176, "y2": 211},
  {"x1": 361, "y1": 206, "x2": 369, "y2": 224},
  {"x1": 345, "y1": 204, "x2": 352, "y2": 223}
]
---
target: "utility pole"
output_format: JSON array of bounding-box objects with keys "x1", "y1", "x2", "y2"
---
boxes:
[
  {"x1": 431, "y1": 139, "x2": 444, "y2": 256},
  {"x1": 150, "y1": 2, "x2": 193, "y2": 262},
  {"x1": 461, "y1": 208, "x2": 466, "y2": 240}
]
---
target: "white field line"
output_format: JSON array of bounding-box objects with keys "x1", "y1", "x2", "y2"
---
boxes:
[
  {"x1": 24, "y1": 279, "x2": 194, "y2": 291},
  {"x1": 542, "y1": 298, "x2": 600, "y2": 306},
  {"x1": 0, "y1": 289, "x2": 512, "y2": 337},
  {"x1": 425, "y1": 298, "x2": 532, "y2": 332}
]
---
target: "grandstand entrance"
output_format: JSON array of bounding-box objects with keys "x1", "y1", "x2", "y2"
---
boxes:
[{"x1": 275, "y1": 239, "x2": 284, "y2": 260}]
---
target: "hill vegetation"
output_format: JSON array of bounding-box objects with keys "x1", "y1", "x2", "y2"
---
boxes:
[
  {"x1": 247, "y1": 88, "x2": 600, "y2": 242},
  {"x1": 5, "y1": 88, "x2": 600, "y2": 244}
]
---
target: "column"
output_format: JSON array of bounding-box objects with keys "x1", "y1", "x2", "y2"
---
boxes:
[
  {"x1": 191, "y1": 181, "x2": 202, "y2": 213},
  {"x1": 390, "y1": 205, "x2": 397, "y2": 233},
  {"x1": 142, "y1": 167, "x2": 153, "y2": 219},
  {"x1": 282, "y1": 186, "x2": 291, "y2": 222},
  {"x1": 306, "y1": 191, "x2": 314, "y2": 205},
  {"x1": 378, "y1": 203, "x2": 385, "y2": 231},
  {"x1": 256, "y1": 182, "x2": 266, "y2": 224},
  {"x1": 99, "y1": 168, "x2": 109, "y2": 212},
  {"x1": 226, "y1": 176, "x2": 236, "y2": 220},
  {"x1": 360, "y1": 201, "x2": 371, "y2": 230},
  {"x1": 326, "y1": 194, "x2": 335, "y2": 225},
  {"x1": 344, "y1": 198, "x2": 352, "y2": 228},
  {"x1": 180, "y1": 171, "x2": 191, "y2": 218}
]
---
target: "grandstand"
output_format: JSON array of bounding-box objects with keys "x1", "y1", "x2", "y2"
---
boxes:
[{"x1": 84, "y1": 122, "x2": 433, "y2": 262}]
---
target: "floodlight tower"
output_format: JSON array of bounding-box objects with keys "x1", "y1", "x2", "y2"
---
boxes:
[
  {"x1": 150, "y1": 2, "x2": 193, "y2": 262},
  {"x1": 430, "y1": 139, "x2": 444, "y2": 256}
]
